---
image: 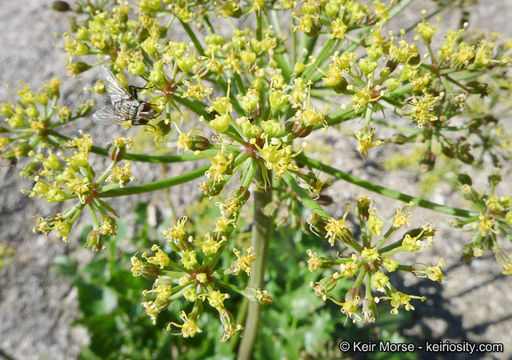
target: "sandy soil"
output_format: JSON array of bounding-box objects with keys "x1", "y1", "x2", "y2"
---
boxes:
[{"x1": 0, "y1": 1, "x2": 511, "y2": 360}]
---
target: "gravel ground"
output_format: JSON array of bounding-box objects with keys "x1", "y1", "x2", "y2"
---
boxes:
[{"x1": 0, "y1": 1, "x2": 511, "y2": 360}]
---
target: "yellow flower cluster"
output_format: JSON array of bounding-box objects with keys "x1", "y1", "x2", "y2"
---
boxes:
[{"x1": 307, "y1": 197, "x2": 443, "y2": 323}]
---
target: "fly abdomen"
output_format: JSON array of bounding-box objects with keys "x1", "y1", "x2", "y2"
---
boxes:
[{"x1": 113, "y1": 99, "x2": 140, "y2": 121}]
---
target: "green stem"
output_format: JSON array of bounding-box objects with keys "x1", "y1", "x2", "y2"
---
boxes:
[
  {"x1": 231, "y1": 297, "x2": 249, "y2": 352},
  {"x1": 88, "y1": 203, "x2": 100, "y2": 228},
  {"x1": 296, "y1": 154, "x2": 477, "y2": 218},
  {"x1": 237, "y1": 169, "x2": 273, "y2": 360},
  {"x1": 269, "y1": 10, "x2": 293, "y2": 78},
  {"x1": 96, "y1": 160, "x2": 117, "y2": 185},
  {"x1": 181, "y1": 21, "x2": 204, "y2": 56},
  {"x1": 47, "y1": 130, "x2": 206, "y2": 163},
  {"x1": 354, "y1": 267, "x2": 367, "y2": 289},
  {"x1": 302, "y1": 38, "x2": 335, "y2": 82},
  {"x1": 98, "y1": 165, "x2": 209, "y2": 197},
  {"x1": 173, "y1": 94, "x2": 211, "y2": 119}
]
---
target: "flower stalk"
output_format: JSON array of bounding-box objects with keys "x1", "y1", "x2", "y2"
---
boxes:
[{"x1": 237, "y1": 168, "x2": 273, "y2": 360}]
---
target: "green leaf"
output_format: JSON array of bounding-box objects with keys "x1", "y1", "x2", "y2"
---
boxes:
[
  {"x1": 76, "y1": 282, "x2": 118, "y2": 315},
  {"x1": 52, "y1": 255, "x2": 78, "y2": 277},
  {"x1": 304, "y1": 311, "x2": 333, "y2": 354}
]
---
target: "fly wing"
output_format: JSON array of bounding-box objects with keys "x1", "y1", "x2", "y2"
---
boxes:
[
  {"x1": 101, "y1": 65, "x2": 131, "y2": 104},
  {"x1": 92, "y1": 105, "x2": 125, "y2": 124}
]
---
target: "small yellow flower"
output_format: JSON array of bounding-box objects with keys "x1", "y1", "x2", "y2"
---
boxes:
[
  {"x1": 361, "y1": 247, "x2": 380, "y2": 263},
  {"x1": 256, "y1": 290, "x2": 273, "y2": 305},
  {"x1": 54, "y1": 218, "x2": 71, "y2": 242},
  {"x1": 183, "y1": 286, "x2": 198, "y2": 302},
  {"x1": 215, "y1": 216, "x2": 234, "y2": 233},
  {"x1": 339, "y1": 296, "x2": 361, "y2": 323},
  {"x1": 108, "y1": 161, "x2": 135, "y2": 187},
  {"x1": 330, "y1": 17, "x2": 347, "y2": 39},
  {"x1": 382, "y1": 257, "x2": 399, "y2": 272},
  {"x1": 130, "y1": 256, "x2": 159, "y2": 279},
  {"x1": 181, "y1": 250, "x2": 198, "y2": 270},
  {"x1": 252, "y1": 137, "x2": 299, "y2": 177},
  {"x1": 438, "y1": 28, "x2": 463, "y2": 60},
  {"x1": 163, "y1": 216, "x2": 188, "y2": 242},
  {"x1": 229, "y1": 247, "x2": 256, "y2": 276},
  {"x1": 99, "y1": 216, "x2": 117, "y2": 236},
  {"x1": 356, "y1": 128, "x2": 383, "y2": 160},
  {"x1": 196, "y1": 272, "x2": 208, "y2": 283},
  {"x1": 143, "y1": 245, "x2": 170, "y2": 269},
  {"x1": 368, "y1": 210, "x2": 385, "y2": 236},
  {"x1": 338, "y1": 255, "x2": 359, "y2": 278},
  {"x1": 325, "y1": 206, "x2": 351, "y2": 246},
  {"x1": 383, "y1": 292, "x2": 425, "y2": 315},
  {"x1": 142, "y1": 298, "x2": 171, "y2": 324},
  {"x1": 167, "y1": 311, "x2": 203, "y2": 338},
  {"x1": 427, "y1": 258, "x2": 445, "y2": 282},
  {"x1": 204, "y1": 147, "x2": 233, "y2": 183},
  {"x1": 199, "y1": 290, "x2": 230, "y2": 311},
  {"x1": 402, "y1": 229, "x2": 432, "y2": 252},
  {"x1": 477, "y1": 215, "x2": 494, "y2": 234},
  {"x1": 453, "y1": 42, "x2": 475, "y2": 65},
  {"x1": 392, "y1": 202, "x2": 413, "y2": 228},
  {"x1": 406, "y1": 93, "x2": 443, "y2": 127},
  {"x1": 371, "y1": 271, "x2": 389, "y2": 292},
  {"x1": 416, "y1": 17, "x2": 437, "y2": 43},
  {"x1": 182, "y1": 77, "x2": 213, "y2": 100},
  {"x1": 201, "y1": 233, "x2": 225, "y2": 255},
  {"x1": 307, "y1": 249, "x2": 322, "y2": 271}
]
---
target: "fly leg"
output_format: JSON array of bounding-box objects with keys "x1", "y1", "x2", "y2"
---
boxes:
[{"x1": 128, "y1": 84, "x2": 156, "y2": 99}]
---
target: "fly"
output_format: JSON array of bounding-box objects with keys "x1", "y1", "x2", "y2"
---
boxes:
[{"x1": 93, "y1": 65, "x2": 156, "y2": 126}]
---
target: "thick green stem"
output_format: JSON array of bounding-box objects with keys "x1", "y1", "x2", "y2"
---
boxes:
[
  {"x1": 237, "y1": 169, "x2": 273, "y2": 360},
  {"x1": 297, "y1": 154, "x2": 477, "y2": 218}
]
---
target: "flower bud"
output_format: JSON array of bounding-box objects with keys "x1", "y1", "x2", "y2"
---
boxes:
[
  {"x1": 200, "y1": 180, "x2": 224, "y2": 196},
  {"x1": 316, "y1": 194, "x2": 333, "y2": 206},
  {"x1": 189, "y1": 135, "x2": 210, "y2": 151},
  {"x1": 391, "y1": 133, "x2": 408, "y2": 145},
  {"x1": 109, "y1": 143, "x2": 127, "y2": 162},
  {"x1": 15, "y1": 142, "x2": 32, "y2": 158},
  {"x1": 379, "y1": 66, "x2": 391, "y2": 80},
  {"x1": 210, "y1": 113, "x2": 231, "y2": 133},
  {"x1": 488, "y1": 170, "x2": 502, "y2": 189},
  {"x1": 51, "y1": 1, "x2": 71, "y2": 11},
  {"x1": 345, "y1": 287, "x2": 361, "y2": 303},
  {"x1": 318, "y1": 275, "x2": 339, "y2": 293},
  {"x1": 307, "y1": 213, "x2": 328, "y2": 234},
  {"x1": 419, "y1": 150, "x2": 436, "y2": 172},
  {"x1": 76, "y1": 101, "x2": 93, "y2": 117},
  {"x1": 323, "y1": 70, "x2": 348, "y2": 93},
  {"x1": 285, "y1": 119, "x2": 312, "y2": 138},
  {"x1": 68, "y1": 62, "x2": 90, "y2": 76},
  {"x1": 362, "y1": 297, "x2": 377, "y2": 323},
  {"x1": 261, "y1": 120, "x2": 281, "y2": 138},
  {"x1": 356, "y1": 195, "x2": 371, "y2": 222},
  {"x1": 22, "y1": 161, "x2": 39, "y2": 177},
  {"x1": 86, "y1": 229, "x2": 104, "y2": 252},
  {"x1": 457, "y1": 173, "x2": 472, "y2": 186},
  {"x1": 440, "y1": 143, "x2": 454, "y2": 158},
  {"x1": 233, "y1": 186, "x2": 250, "y2": 205}
]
